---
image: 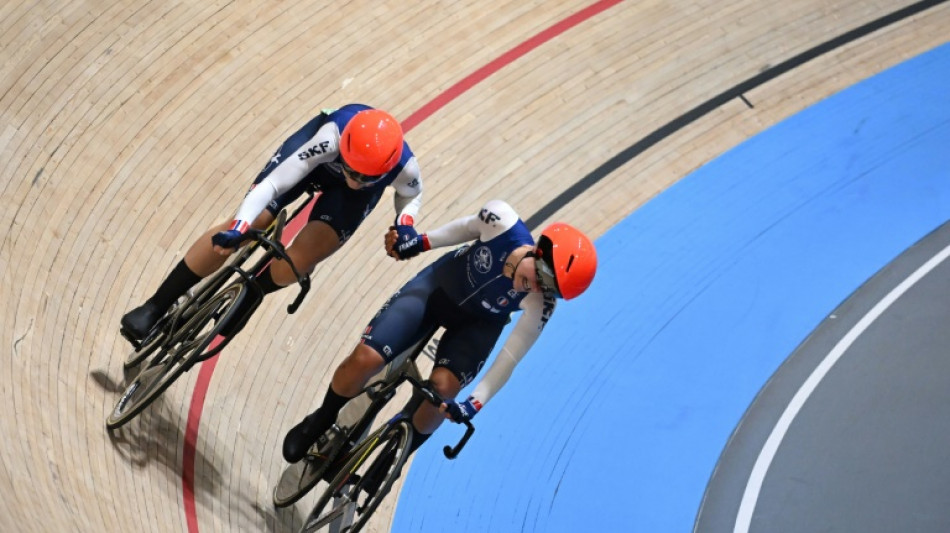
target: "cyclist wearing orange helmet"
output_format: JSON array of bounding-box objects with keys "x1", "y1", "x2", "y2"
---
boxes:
[
  {"x1": 121, "y1": 104, "x2": 423, "y2": 342},
  {"x1": 282, "y1": 199, "x2": 596, "y2": 463}
]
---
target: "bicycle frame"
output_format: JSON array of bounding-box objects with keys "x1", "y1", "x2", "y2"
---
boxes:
[
  {"x1": 108, "y1": 188, "x2": 322, "y2": 429},
  {"x1": 319, "y1": 337, "x2": 476, "y2": 485},
  {"x1": 140, "y1": 187, "x2": 317, "y2": 360},
  {"x1": 297, "y1": 369, "x2": 475, "y2": 532}
]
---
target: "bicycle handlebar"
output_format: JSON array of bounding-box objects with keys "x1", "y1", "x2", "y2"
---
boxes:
[
  {"x1": 404, "y1": 375, "x2": 475, "y2": 460},
  {"x1": 243, "y1": 228, "x2": 311, "y2": 314}
]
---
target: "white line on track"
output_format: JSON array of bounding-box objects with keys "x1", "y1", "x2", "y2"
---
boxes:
[{"x1": 733, "y1": 242, "x2": 950, "y2": 533}]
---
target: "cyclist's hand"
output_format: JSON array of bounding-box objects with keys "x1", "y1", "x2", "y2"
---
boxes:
[
  {"x1": 441, "y1": 397, "x2": 481, "y2": 423},
  {"x1": 212, "y1": 220, "x2": 250, "y2": 254},
  {"x1": 384, "y1": 226, "x2": 399, "y2": 255},
  {"x1": 390, "y1": 224, "x2": 428, "y2": 260}
]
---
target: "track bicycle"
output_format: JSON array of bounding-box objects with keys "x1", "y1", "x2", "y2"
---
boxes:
[
  {"x1": 106, "y1": 199, "x2": 313, "y2": 430},
  {"x1": 273, "y1": 332, "x2": 475, "y2": 533}
]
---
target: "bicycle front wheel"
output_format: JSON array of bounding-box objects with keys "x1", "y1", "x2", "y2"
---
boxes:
[
  {"x1": 106, "y1": 283, "x2": 246, "y2": 429},
  {"x1": 299, "y1": 420, "x2": 413, "y2": 533}
]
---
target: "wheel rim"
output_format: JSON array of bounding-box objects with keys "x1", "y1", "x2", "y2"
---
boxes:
[
  {"x1": 299, "y1": 422, "x2": 411, "y2": 533},
  {"x1": 109, "y1": 363, "x2": 168, "y2": 420},
  {"x1": 274, "y1": 455, "x2": 327, "y2": 506},
  {"x1": 302, "y1": 495, "x2": 357, "y2": 532}
]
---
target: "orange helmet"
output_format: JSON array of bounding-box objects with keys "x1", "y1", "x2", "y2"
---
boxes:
[
  {"x1": 534, "y1": 223, "x2": 597, "y2": 300},
  {"x1": 339, "y1": 109, "x2": 404, "y2": 176}
]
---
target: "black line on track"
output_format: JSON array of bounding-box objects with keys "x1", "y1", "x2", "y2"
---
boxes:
[{"x1": 526, "y1": 0, "x2": 948, "y2": 229}]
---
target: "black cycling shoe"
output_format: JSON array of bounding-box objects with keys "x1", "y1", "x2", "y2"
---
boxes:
[
  {"x1": 120, "y1": 300, "x2": 163, "y2": 341},
  {"x1": 283, "y1": 414, "x2": 328, "y2": 463}
]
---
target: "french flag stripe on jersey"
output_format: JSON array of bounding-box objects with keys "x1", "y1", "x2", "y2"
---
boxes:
[{"x1": 229, "y1": 220, "x2": 250, "y2": 233}]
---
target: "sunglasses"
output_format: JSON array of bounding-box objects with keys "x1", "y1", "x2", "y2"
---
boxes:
[
  {"x1": 341, "y1": 160, "x2": 384, "y2": 185},
  {"x1": 534, "y1": 253, "x2": 561, "y2": 298}
]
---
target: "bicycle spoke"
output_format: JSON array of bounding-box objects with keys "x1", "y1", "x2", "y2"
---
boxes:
[
  {"x1": 302, "y1": 497, "x2": 356, "y2": 532},
  {"x1": 296, "y1": 421, "x2": 412, "y2": 533},
  {"x1": 106, "y1": 284, "x2": 244, "y2": 430}
]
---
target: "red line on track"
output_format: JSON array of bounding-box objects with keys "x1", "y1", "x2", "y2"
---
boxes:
[{"x1": 181, "y1": 1, "x2": 622, "y2": 529}]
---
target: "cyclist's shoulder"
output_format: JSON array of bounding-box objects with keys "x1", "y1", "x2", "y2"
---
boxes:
[
  {"x1": 477, "y1": 199, "x2": 519, "y2": 227},
  {"x1": 475, "y1": 200, "x2": 531, "y2": 245}
]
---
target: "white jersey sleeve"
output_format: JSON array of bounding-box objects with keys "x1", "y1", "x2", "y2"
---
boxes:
[
  {"x1": 391, "y1": 156, "x2": 423, "y2": 225},
  {"x1": 233, "y1": 121, "x2": 342, "y2": 223},
  {"x1": 469, "y1": 291, "x2": 556, "y2": 407},
  {"x1": 426, "y1": 199, "x2": 520, "y2": 249}
]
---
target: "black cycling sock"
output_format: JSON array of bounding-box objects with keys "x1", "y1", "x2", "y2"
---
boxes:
[
  {"x1": 218, "y1": 268, "x2": 287, "y2": 338},
  {"x1": 255, "y1": 267, "x2": 284, "y2": 295},
  {"x1": 304, "y1": 384, "x2": 354, "y2": 435},
  {"x1": 407, "y1": 424, "x2": 432, "y2": 456},
  {"x1": 148, "y1": 259, "x2": 202, "y2": 312}
]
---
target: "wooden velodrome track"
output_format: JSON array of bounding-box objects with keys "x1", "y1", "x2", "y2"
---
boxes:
[{"x1": 1, "y1": 1, "x2": 947, "y2": 531}]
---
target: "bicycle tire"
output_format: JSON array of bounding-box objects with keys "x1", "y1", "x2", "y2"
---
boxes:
[
  {"x1": 122, "y1": 323, "x2": 167, "y2": 369},
  {"x1": 299, "y1": 420, "x2": 412, "y2": 533},
  {"x1": 106, "y1": 283, "x2": 246, "y2": 429},
  {"x1": 273, "y1": 452, "x2": 332, "y2": 508}
]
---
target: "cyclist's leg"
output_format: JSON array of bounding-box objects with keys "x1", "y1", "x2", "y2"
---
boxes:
[
  {"x1": 403, "y1": 366, "x2": 461, "y2": 455},
  {"x1": 268, "y1": 219, "x2": 340, "y2": 285},
  {"x1": 184, "y1": 210, "x2": 276, "y2": 275},
  {"x1": 282, "y1": 343, "x2": 386, "y2": 463},
  {"x1": 282, "y1": 265, "x2": 438, "y2": 462},
  {"x1": 220, "y1": 191, "x2": 343, "y2": 338},
  {"x1": 185, "y1": 176, "x2": 321, "y2": 338},
  {"x1": 408, "y1": 316, "x2": 506, "y2": 452},
  {"x1": 121, "y1": 209, "x2": 275, "y2": 339},
  {"x1": 269, "y1": 178, "x2": 381, "y2": 285}
]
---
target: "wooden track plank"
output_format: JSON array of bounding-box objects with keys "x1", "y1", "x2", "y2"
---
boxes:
[{"x1": 1, "y1": 1, "x2": 948, "y2": 531}]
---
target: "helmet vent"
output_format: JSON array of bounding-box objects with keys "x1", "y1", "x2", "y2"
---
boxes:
[{"x1": 566, "y1": 255, "x2": 575, "y2": 272}]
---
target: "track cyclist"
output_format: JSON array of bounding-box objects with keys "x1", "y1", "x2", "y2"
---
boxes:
[
  {"x1": 281, "y1": 199, "x2": 597, "y2": 466},
  {"x1": 120, "y1": 103, "x2": 424, "y2": 342}
]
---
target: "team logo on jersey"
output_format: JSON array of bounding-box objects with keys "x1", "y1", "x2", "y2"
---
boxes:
[
  {"x1": 481, "y1": 300, "x2": 501, "y2": 313},
  {"x1": 539, "y1": 292, "x2": 556, "y2": 330},
  {"x1": 496, "y1": 296, "x2": 509, "y2": 307},
  {"x1": 478, "y1": 208, "x2": 501, "y2": 226},
  {"x1": 297, "y1": 141, "x2": 331, "y2": 160},
  {"x1": 473, "y1": 246, "x2": 492, "y2": 273}
]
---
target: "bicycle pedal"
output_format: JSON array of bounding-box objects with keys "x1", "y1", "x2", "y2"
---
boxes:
[
  {"x1": 313, "y1": 424, "x2": 344, "y2": 451},
  {"x1": 119, "y1": 328, "x2": 142, "y2": 350}
]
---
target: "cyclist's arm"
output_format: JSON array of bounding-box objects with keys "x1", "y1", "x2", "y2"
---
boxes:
[
  {"x1": 233, "y1": 121, "x2": 341, "y2": 223},
  {"x1": 469, "y1": 291, "x2": 556, "y2": 407},
  {"x1": 426, "y1": 199, "x2": 519, "y2": 249},
  {"x1": 391, "y1": 156, "x2": 423, "y2": 225}
]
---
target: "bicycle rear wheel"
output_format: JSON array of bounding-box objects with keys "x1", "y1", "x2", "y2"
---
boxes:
[
  {"x1": 106, "y1": 283, "x2": 246, "y2": 429},
  {"x1": 299, "y1": 420, "x2": 412, "y2": 533}
]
